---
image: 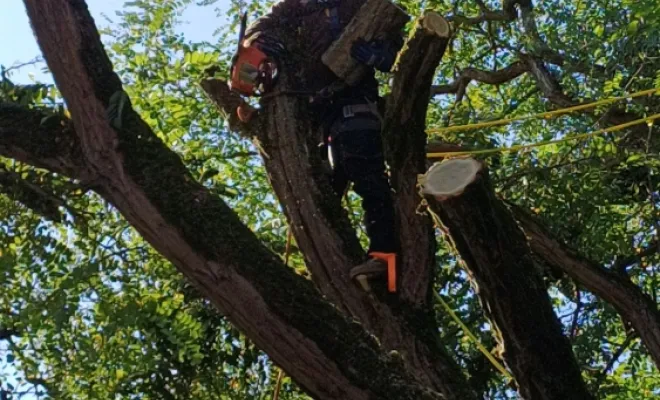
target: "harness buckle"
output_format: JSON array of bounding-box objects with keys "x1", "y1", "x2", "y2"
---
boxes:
[{"x1": 342, "y1": 105, "x2": 355, "y2": 118}]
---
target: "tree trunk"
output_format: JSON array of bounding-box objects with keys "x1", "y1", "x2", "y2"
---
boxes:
[
  {"x1": 422, "y1": 159, "x2": 594, "y2": 400},
  {"x1": 253, "y1": 66, "x2": 475, "y2": 400},
  {"x1": 18, "y1": 1, "x2": 450, "y2": 399},
  {"x1": 384, "y1": 12, "x2": 451, "y2": 306},
  {"x1": 202, "y1": 6, "x2": 477, "y2": 396}
]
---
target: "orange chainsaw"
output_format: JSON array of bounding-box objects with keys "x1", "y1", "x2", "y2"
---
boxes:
[{"x1": 229, "y1": 13, "x2": 279, "y2": 97}]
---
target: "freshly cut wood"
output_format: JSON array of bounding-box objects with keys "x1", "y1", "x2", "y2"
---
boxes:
[
  {"x1": 419, "y1": 158, "x2": 482, "y2": 200},
  {"x1": 419, "y1": 11, "x2": 451, "y2": 37},
  {"x1": 322, "y1": 0, "x2": 409, "y2": 85}
]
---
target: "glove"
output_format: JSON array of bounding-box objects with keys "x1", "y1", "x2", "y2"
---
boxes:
[{"x1": 350, "y1": 37, "x2": 401, "y2": 72}]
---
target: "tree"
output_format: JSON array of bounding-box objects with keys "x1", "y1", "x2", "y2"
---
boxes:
[{"x1": 1, "y1": 0, "x2": 659, "y2": 399}]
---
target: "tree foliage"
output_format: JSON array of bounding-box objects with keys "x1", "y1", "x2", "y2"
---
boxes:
[{"x1": 1, "y1": 0, "x2": 659, "y2": 399}]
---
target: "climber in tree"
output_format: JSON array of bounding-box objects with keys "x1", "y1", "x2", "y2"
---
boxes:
[{"x1": 231, "y1": 0, "x2": 404, "y2": 286}]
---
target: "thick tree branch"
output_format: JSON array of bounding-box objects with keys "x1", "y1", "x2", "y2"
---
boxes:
[
  {"x1": 322, "y1": 0, "x2": 409, "y2": 85},
  {"x1": 21, "y1": 1, "x2": 450, "y2": 398},
  {"x1": 422, "y1": 159, "x2": 594, "y2": 400},
  {"x1": 377, "y1": 14, "x2": 476, "y2": 395},
  {"x1": 203, "y1": 6, "x2": 474, "y2": 397},
  {"x1": 199, "y1": 78, "x2": 258, "y2": 139},
  {"x1": 246, "y1": 71, "x2": 473, "y2": 398},
  {"x1": 386, "y1": 11, "x2": 451, "y2": 306},
  {"x1": 520, "y1": 55, "x2": 575, "y2": 107},
  {"x1": 0, "y1": 103, "x2": 90, "y2": 180},
  {"x1": 0, "y1": 167, "x2": 64, "y2": 222},
  {"x1": 512, "y1": 205, "x2": 660, "y2": 369},
  {"x1": 613, "y1": 240, "x2": 660, "y2": 271},
  {"x1": 430, "y1": 61, "x2": 528, "y2": 100}
]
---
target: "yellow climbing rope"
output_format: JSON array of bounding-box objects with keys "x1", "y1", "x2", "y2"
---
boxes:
[
  {"x1": 428, "y1": 87, "x2": 660, "y2": 135},
  {"x1": 271, "y1": 228, "x2": 294, "y2": 398},
  {"x1": 434, "y1": 291, "x2": 513, "y2": 381},
  {"x1": 427, "y1": 112, "x2": 660, "y2": 159},
  {"x1": 420, "y1": 202, "x2": 514, "y2": 381}
]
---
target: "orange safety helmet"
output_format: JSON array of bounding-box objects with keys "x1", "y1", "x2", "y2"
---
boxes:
[{"x1": 229, "y1": 13, "x2": 279, "y2": 97}]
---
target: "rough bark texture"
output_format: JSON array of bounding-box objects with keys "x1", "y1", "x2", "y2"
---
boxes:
[
  {"x1": 203, "y1": 74, "x2": 475, "y2": 399},
  {"x1": 14, "y1": 0, "x2": 659, "y2": 399},
  {"x1": 200, "y1": 78, "x2": 254, "y2": 135},
  {"x1": 384, "y1": 12, "x2": 450, "y2": 306},
  {"x1": 18, "y1": 1, "x2": 450, "y2": 399},
  {"x1": 513, "y1": 206, "x2": 660, "y2": 369},
  {"x1": 427, "y1": 163, "x2": 594, "y2": 400},
  {"x1": 0, "y1": 103, "x2": 88, "y2": 179},
  {"x1": 430, "y1": 61, "x2": 528, "y2": 99},
  {"x1": 322, "y1": 0, "x2": 409, "y2": 85},
  {"x1": 0, "y1": 167, "x2": 64, "y2": 222}
]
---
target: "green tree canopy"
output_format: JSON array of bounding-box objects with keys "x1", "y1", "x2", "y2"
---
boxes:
[{"x1": 1, "y1": 0, "x2": 659, "y2": 399}]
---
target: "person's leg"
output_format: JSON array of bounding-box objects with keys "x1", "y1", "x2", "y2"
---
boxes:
[
  {"x1": 351, "y1": 166, "x2": 397, "y2": 253},
  {"x1": 336, "y1": 115, "x2": 397, "y2": 254}
]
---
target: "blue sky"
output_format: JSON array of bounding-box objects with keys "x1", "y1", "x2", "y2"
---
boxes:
[{"x1": 0, "y1": 0, "x2": 229, "y2": 84}]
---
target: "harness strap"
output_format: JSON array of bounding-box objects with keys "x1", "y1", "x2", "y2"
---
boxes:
[{"x1": 342, "y1": 103, "x2": 379, "y2": 119}]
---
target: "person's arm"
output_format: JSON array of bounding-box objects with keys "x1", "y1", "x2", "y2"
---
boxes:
[
  {"x1": 350, "y1": 32, "x2": 404, "y2": 73},
  {"x1": 243, "y1": 0, "x2": 300, "y2": 59}
]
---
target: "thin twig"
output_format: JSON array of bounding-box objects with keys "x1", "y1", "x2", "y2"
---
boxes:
[
  {"x1": 594, "y1": 335, "x2": 636, "y2": 390},
  {"x1": 2, "y1": 57, "x2": 45, "y2": 76},
  {"x1": 570, "y1": 289, "x2": 582, "y2": 339},
  {"x1": 272, "y1": 369, "x2": 284, "y2": 400}
]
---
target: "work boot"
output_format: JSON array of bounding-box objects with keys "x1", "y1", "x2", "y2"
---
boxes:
[{"x1": 350, "y1": 258, "x2": 387, "y2": 292}]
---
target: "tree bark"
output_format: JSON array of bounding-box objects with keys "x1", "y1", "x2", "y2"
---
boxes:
[
  {"x1": 422, "y1": 159, "x2": 594, "y2": 400},
  {"x1": 0, "y1": 103, "x2": 88, "y2": 179},
  {"x1": 322, "y1": 0, "x2": 409, "y2": 85},
  {"x1": 18, "y1": 1, "x2": 452, "y2": 399},
  {"x1": 203, "y1": 75, "x2": 474, "y2": 399},
  {"x1": 384, "y1": 12, "x2": 450, "y2": 306},
  {"x1": 202, "y1": 6, "x2": 479, "y2": 396},
  {"x1": 512, "y1": 205, "x2": 660, "y2": 369},
  {"x1": 0, "y1": 168, "x2": 64, "y2": 222}
]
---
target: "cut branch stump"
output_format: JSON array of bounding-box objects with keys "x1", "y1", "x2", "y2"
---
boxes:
[{"x1": 419, "y1": 158, "x2": 595, "y2": 400}]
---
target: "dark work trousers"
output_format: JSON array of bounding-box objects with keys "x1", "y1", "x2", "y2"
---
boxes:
[{"x1": 328, "y1": 110, "x2": 397, "y2": 254}]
